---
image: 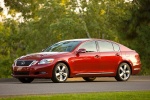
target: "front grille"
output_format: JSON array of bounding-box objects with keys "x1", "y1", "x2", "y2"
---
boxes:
[
  {"x1": 16, "y1": 60, "x2": 33, "y2": 66},
  {"x1": 14, "y1": 71, "x2": 29, "y2": 75}
]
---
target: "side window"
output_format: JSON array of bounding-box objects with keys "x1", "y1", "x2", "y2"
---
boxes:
[
  {"x1": 79, "y1": 41, "x2": 97, "y2": 52},
  {"x1": 113, "y1": 43, "x2": 120, "y2": 51},
  {"x1": 98, "y1": 41, "x2": 114, "y2": 52}
]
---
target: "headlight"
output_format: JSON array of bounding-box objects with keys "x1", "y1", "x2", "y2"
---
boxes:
[{"x1": 38, "y1": 58, "x2": 54, "y2": 65}]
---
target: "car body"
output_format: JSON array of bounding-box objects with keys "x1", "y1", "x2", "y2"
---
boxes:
[{"x1": 12, "y1": 39, "x2": 141, "y2": 83}]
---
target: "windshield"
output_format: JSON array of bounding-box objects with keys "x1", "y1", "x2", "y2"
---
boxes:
[{"x1": 43, "y1": 41, "x2": 81, "y2": 52}]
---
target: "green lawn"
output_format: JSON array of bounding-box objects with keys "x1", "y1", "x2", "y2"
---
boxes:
[{"x1": 0, "y1": 91, "x2": 150, "y2": 100}]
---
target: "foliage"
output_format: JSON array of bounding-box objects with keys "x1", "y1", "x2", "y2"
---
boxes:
[
  {"x1": 119, "y1": 0, "x2": 150, "y2": 75},
  {"x1": 0, "y1": 0, "x2": 150, "y2": 78}
]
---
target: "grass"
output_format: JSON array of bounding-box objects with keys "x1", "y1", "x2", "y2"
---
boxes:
[{"x1": 0, "y1": 91, "x2": 150, "y2": 100}]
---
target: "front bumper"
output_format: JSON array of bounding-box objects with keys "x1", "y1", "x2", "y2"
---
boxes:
[{"x1": 12, "y1": 64, "x2": 54, "y2": 78}]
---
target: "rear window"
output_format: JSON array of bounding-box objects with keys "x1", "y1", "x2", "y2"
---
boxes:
[
  {"x1": 98, "y1": 41, "x2": 114, "y2": 52},
  {"x1": 112, "y1": 43, "x2": 120, "y2": 51}
]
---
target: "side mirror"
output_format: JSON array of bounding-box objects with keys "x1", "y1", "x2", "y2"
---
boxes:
[{"x1": 77, "y1": 48, "x2": 86, "y2": 54}]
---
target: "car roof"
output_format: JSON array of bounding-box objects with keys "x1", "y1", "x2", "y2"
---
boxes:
[{"x1": 62, "y1": 38, "x2": 114, "y2": 43}]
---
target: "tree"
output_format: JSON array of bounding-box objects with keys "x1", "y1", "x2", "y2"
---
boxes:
[
  {"x1": 1, "y1": 0, "x2": 149, "y2": 77},
  {"x1": 121, "y1": 0, "x2": 150, "y2": 74}
]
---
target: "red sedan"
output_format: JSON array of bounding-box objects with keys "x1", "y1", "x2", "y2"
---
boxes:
[{"x1": 12, "y1": 39, "x2": 141, "y2": 83}]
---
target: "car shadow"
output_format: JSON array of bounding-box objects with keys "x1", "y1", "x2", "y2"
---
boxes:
[
  {"x1": 13, "y1": 80, "x2": 117, "y2": 84},
  {"x1": 2, "y1": 78, "x2": 128, "y2": 84}
]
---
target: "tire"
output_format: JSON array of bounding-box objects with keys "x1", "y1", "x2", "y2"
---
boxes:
[
  {"x1": 83, "y1": 77, "x2": 96, "y2": 82},
  {"x1": 51, "y1": 63, "x2": 69, "y2": 83},
  {"x1": 115, "y1": 63, "x2": 131, "y2": 81},
  {"x1": 18, "y1": 78, "x2": 34, "y2": 83}
]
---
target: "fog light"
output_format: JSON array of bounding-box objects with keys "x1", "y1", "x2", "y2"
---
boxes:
[{"x1": 39, "y1": 72, "x2": 47, "y2": 74}]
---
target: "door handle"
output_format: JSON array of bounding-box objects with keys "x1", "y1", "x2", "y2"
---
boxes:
[
  {"x1": 95, "y1": 55, "x2": 99, "y2": 58},
  {"x1": 115, "y1": 53, "x2": 120, "y2": 56}
]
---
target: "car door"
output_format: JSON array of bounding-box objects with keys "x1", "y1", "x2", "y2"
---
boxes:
[
  {"x1": 97, "y1": 41, "x2": 122, "y2": 73},
  {"x1": 72, "y1": 41, "x2": 100, "y2": 74}
]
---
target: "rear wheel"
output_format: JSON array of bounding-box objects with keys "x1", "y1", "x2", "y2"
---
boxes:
[
  {"x1": 51, "y1": 63, "x2": 69, "y2": 83},
  {"x1": 115, "y1": 63, "x2": 131, "y2": 81},
  {"x1": 18, "y1": 78, "x2": 34, "y2": 83},
  {"x1": 83, "y1": 77, "x2": 96, "y2": 82}
]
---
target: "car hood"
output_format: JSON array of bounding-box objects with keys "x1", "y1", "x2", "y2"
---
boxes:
[{"x1": 18, "y1": 52, "x2": 69, "y2": 60}]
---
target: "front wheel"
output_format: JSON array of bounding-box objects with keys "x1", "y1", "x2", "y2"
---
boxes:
[
  {"x1": 51, "y1": 63, "x2": 69, "y2": 83},
  {"x1": 18, "y1": 78, "x2": 34, "y2": 83},
  {"x1": 83, "y1": 77, "x2": 96, "y2": 82},
  {"x1": 115, "y1": 63, "x2": 131, "y2": 81}
]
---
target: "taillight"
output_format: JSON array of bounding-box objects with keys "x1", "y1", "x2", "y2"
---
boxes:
[{"x1": 135, "y1": 54, "x2": 141, "y2": 63}]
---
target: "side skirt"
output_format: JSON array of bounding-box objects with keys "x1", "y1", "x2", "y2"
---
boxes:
[{"x1": 76, "y1": 72, "x2": 114, "y2": 76}]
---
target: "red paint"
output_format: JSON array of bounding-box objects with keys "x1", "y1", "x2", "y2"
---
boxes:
[{"x1": 12, "y1": 39, "x2": 141, "y2": 79}]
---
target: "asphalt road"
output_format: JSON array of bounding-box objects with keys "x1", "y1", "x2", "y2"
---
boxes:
[{"x1": 0, "y1": 76, "x2": 150, "y2": 96}]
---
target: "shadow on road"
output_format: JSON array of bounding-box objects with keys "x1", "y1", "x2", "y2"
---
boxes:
[{"x1": 1, "y1": 76, "x2": 150, "y2": 84}]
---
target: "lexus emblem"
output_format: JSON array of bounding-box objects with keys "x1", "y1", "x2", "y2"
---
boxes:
[{"x1": 21, "y1": 61, "x2": 25, "y2": 65}]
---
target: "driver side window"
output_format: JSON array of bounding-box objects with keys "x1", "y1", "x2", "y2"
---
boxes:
[{"x1": 79, "y1": 41, "x2": 97, "y2": 52}]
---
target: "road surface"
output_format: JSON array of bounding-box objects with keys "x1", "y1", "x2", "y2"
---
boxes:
[{"x1": 0, "y1": 76, "x2": 150, "y2": 96}]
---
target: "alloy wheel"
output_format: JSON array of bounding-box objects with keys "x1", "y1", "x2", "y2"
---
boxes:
[
  {"x1": 51, "y1": 63, "x2": 69, "y2": 83},
  {"x1": 115, "y1": 63, "x2": 131, "y2": 81}
]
